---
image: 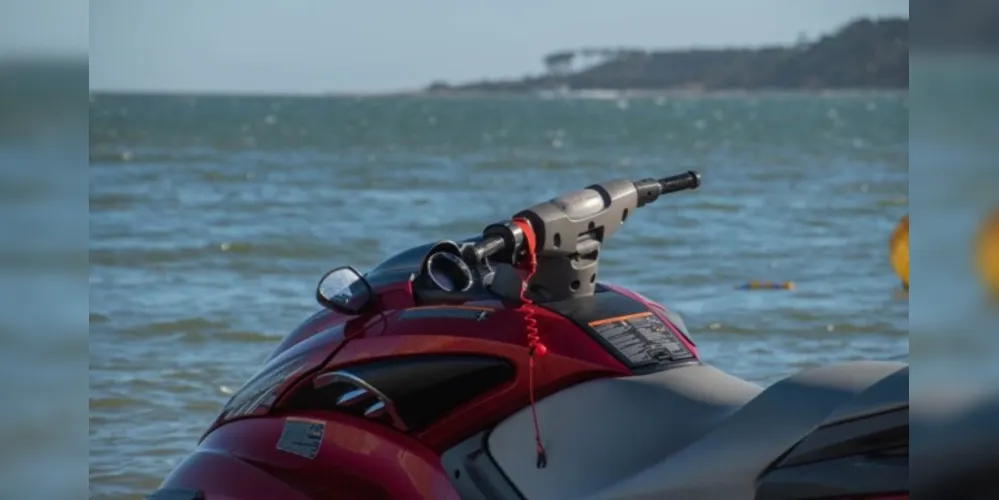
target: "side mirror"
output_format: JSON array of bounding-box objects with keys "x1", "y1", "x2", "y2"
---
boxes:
[{"x1": 316, "y1": 266, "x2": 374, "y2": 315}]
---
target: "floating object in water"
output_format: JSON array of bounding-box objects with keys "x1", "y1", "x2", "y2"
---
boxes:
[
  {"x1": 890, "y1": 214, "x2": 909, "y2": 290},
  {"x1": 977, "y1": 209, "x2": 999, "y2": 299},
  {"x1": 736, "y1": 281, "x2": 795, "y2": 290}
]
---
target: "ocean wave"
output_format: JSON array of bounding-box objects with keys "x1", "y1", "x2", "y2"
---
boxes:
[{"x1": 90, "y1": 240, "x2": 342, "y2": 267}]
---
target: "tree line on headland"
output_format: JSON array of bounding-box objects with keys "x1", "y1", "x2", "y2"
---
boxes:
[{"x1": 426, "y1": 18, "x2": 908, "y2": 93}]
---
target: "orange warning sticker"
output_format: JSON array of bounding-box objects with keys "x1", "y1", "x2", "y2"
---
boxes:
[{"x1": 588, "y1": 311, "x2": 653, "y2": 327}]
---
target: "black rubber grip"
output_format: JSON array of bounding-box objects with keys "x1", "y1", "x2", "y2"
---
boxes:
[
  {"x1": 471, "y1": 235, "x2": 506, "y2": 262},
  {"x1": 658, "y1": 171, "x2": 701, "y2": 194}
]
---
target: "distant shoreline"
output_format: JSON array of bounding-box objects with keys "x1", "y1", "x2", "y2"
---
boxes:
[
  {"x1": 429, "y1": 18, "x2": 908, "y2": 94},
  {"x1": 401, "y1": 87, "x2": 907, "y2": 99},
  {"x1": 89, "y1": 87, "x2": 907, "y2": 100}
]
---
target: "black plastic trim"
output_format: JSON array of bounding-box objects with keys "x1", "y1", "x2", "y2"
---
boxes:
[
  {"x1": 440, "y1": 429, "x2": 526, "y2": 500},
  {"x1": 400, "y1": 307, "x2": 492, "y2": 322},
  {"x1": 286, "y1": 354, "x2": 514, "y2": 431},
  {"x1": 818, "y1": 365, "x2": 908, "y2": 427},
  {"x1": 145, "y1": 488, "x2": 205, "y2": 500},
  {"x1": 776, "y1": 407, "x2": 908, "y2": 468},
  {"x1": 755, "y1": 454, "x2": 907, "y2": 500},
  {"x1": 369, "y1": 242, "x2": 438, "y2": 275}
]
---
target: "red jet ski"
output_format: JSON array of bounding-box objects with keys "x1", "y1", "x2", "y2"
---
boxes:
[{"x1": 149, "y1": 171, "x2": 908, "y2": 500}]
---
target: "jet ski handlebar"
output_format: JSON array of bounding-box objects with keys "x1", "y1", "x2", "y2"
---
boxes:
[
  {"x1": 470, "y1": 171, "x2": 700, "y2": 261},
  {"x1": 466, "y1": 171, "x2": 701, "y2": 302}
]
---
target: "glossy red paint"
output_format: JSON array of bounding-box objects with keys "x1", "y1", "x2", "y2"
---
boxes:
[
  {"x1": 373, "y1": 279, "x2": 419, "y2": 311},
  {"x1": 266, "y1": 279, "x2": 417, "y2": 361},
  {"x1": 161, "y1": 413, "x2": 459, "y2": 500},
  {"x1": 307, "y1": 286, "x2": 678, "y2": 451},
  {"x1": 353, "y1": 302, "x2": 626, "y2": 364},
  {"x1": 328, "y1": 331, "x2": 627, "y2": 451},
  {"x1": 202, "y1": 323, "x2": 352, "y2": 438},
  {"x1": 190, "y1": 270, "x2": 690, "y2": 496},
  {"x1": 266, "y1": 309, "x2": 348, "y2": 362}
]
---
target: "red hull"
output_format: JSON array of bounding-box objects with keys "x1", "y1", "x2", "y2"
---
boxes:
[
  {"x1": 158, "y1": 278, "x2": 699, "y2": 498},
  {"x1": 166, "y1": 414, "x2": 458, "y2": 499}
]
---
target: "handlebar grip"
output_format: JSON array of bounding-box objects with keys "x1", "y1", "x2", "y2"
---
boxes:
[
  {"x1": 633, "y1": 170, "x2": 701, "y2": 207},
  {"x1": 471, "y1": 235, "x2": 506, "y2": 262},
  {"x1": 658, "y1": 170, "x2": 701, "y2": 194}
]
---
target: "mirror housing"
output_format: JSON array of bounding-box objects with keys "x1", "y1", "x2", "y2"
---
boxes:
[{"x1": 315, "y1": 266, "x2": 374, "y2": 315}]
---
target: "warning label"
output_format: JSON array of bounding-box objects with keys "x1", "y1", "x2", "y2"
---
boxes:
[{"x1": 589, "y1": 312, "x2": 694, "y2": 367}]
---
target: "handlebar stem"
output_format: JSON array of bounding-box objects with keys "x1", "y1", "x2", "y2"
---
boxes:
[
  {"x1": 472, "y1": 171, "x2": 700, "y2": 303},
  {"x1": 466, "y1": 221, "x2": 525, "y2": 264}
]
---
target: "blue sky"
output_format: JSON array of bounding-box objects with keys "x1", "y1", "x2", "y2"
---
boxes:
[{"x1": 89, "y1": 0, "x2": 909, "y2": 93}]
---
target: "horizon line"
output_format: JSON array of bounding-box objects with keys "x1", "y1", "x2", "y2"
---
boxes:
[{"x1": 89, "y1": 87, "x2": 909, "y2": 99}]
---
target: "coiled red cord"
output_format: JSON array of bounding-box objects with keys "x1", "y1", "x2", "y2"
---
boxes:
[{"x1": 511, "y1": 218, "x2": 548, "y2": 469}]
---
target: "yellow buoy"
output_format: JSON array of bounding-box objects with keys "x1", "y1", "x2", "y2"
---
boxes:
[
  {"x1": 977, "y1": 209, "x2": 999, "y2": 299},
  {"x1": 890, "y1": 214, "x2": 909, "y2": 289},
  {"x1": 736, "y1": 281, "x2": 795, "y2": 290}
]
